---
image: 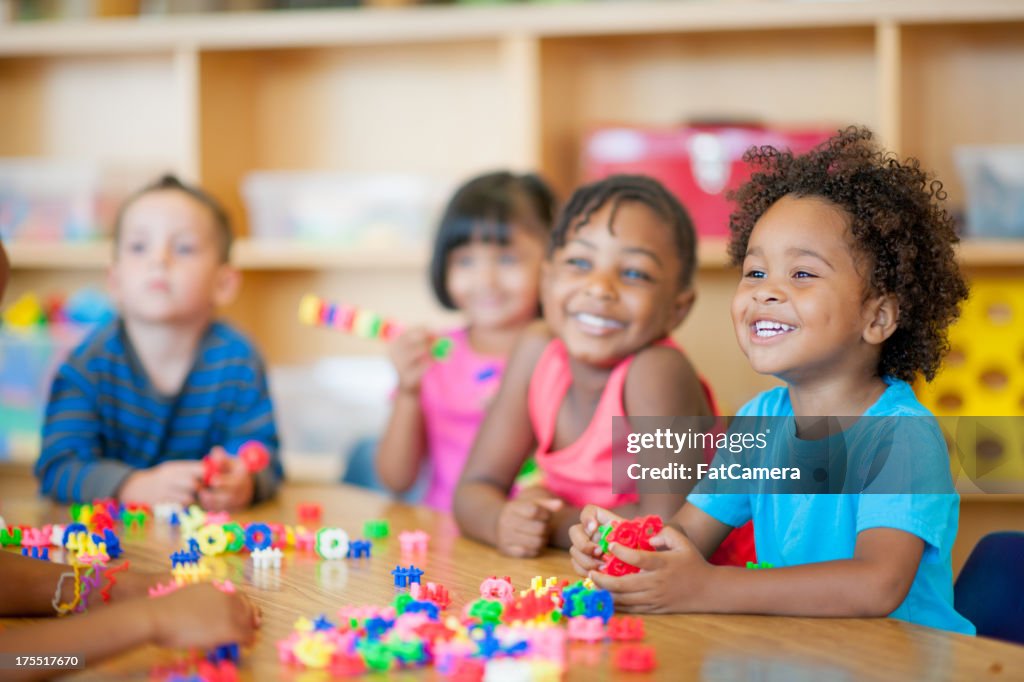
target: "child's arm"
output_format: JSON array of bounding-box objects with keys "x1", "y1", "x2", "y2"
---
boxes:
[
  {"x1": 545, "y1": 344, "x2": 714, "y2": 547},
  {"x1": 453, "y1": 323, "x2": 553, "y2": 557},
  {"x1": 0, "y1": 583, "x2": 260, "y2": 681},
  {"x1": 375, "y1": 328, "x2": 432, "y2": 494},
  {"x1": 199, "y1": 352, "x2": 281, "y2": 510},
  {"x1": 0, "y1": 552, "x2": 160, "y2": 617},
  {"x1": 583, "y1": 503, "x2": 923, "y2": 616},
  {"x1": 34, "y1": 366, "x2": 135, "y2": 504}
]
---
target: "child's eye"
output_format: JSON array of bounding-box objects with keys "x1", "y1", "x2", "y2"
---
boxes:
[
  {"x1": 498, "y1": 252, "x2": 519, "y2": 265},
  {"x1": 744, "y1": 269, "x2": 766, "y2": 279},
  {"x1": 622, "y1": 268, "x2": 653, "y2": 282},
  {"x1": 793, "y1": 270, "x2": 817, "y2": 279},
  {"x1": 452, "y1": 254, "x2": 474, "y2": 267},
  {"x1": 127, "y1": 242, "x2": 146, "y2": 254},
  {"x1": 175, "y1": 243, "x2": 197, "y2": 255},
  {"x1": 565, "y1": 256, "x2": 590, "y2": 271}
]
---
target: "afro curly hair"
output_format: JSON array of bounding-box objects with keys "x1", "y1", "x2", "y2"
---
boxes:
[{"x1": 727, "y1": 126, "x2": 968, "y2": 382}]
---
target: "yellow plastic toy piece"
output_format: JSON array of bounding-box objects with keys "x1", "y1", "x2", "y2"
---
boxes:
[
  {"x1": 2, "y1": 292, "x2": 45, "y2": 328},
  {"x1": 195, "y1": 525, "x2": 228, "y2": 556}
]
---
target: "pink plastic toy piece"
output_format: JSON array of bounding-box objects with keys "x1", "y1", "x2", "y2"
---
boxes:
[
  {"x1": 566, "y1": 616, "x2": 605, "y2": 643},
  {"x1": 398, "y1": 529, "x2": 430, "y2": 554},
  {"x1": 479, "y1": 576, "x2": 515, "y2": 603}
]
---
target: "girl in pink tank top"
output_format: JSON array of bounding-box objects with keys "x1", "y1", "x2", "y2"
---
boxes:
[
  {"x1": 375, "y1": 172, "x2": 556, "y2": 512},
  {"x1": 455, "y1": 175, "x2": 755, "y2": 566}
]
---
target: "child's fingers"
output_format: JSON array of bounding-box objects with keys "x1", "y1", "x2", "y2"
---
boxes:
[
  {"x1": 569, "y1": 545, "x2": 603, "y2": 573},
  {"x1": 568, "y1": 523, "x2": 601, "y2": 556},
  {"x1": 586, "y1": 570, "x2": 654, "y2": 603},
  {"x1": 607, "y1": 542, "x2": 663, "y2": 571}
]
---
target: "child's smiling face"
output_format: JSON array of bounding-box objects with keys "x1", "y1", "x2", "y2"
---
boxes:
[
  {"x1": 544, "y1": 200, "x2": 693, "y2": 368},
  {"x1": 732, "y1": 194, "x2": 889, "y2": 384}
]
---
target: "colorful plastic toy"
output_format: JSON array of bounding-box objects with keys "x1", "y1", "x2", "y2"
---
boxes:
[
  {"x1": 346, "y1": 538, "x2": 372, "y2": 559},
  {"x1": 614, "y1": 644, "x2": 657, "y2": 672},
  {"x1": 297, "y1": 503, "x2": 321, "y2": 524},
  {"x1": 316, "y1": 528, "x2": 350, "y2": 560},
  {"x1": 202, "y1": 441, "x2": 270, "y2": 486},
  {"x1": 196, "y1": 525, "x2": 229, "y2": 556},
  {"x1": 244, "y1": 523, "x2": 273, "y2": 552},
  {"x1": 363, "y1": 520, "x2": 389, "y2": 539},
  {"x1": 398, "y1": 529, "x2": 430, "y2": 554},
  {"x1": 600, "y1": 515, "x2": 664, "y2": 577},
  {"x1": 298, "y1": 294, "x2": 453, "y2": 360},
  {"x1": 746, "y1": 561, "x2": 774, "y2": 570},
  {"x1": 252, "y1": 547, "x2": 283, "y2": 569},
  {"x1": 607, "y1": 616, "x2": 645, "y2": 641}
]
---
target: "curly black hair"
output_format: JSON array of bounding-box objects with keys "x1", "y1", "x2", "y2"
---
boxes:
[
  {"x1": 728, "y1": 126, "x2": 968, "y2": 382},
  {"x1": 430, "y1": 171, "x2": 556, "y2": 310},
  {"x1": 552, "y1": 174, "x2": 697, "y2": 288}
]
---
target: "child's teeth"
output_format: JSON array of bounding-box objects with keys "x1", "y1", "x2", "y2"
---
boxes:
[
  {"x1": 753, "y1": 320, "x2": 795, "y2": 337},
  {"x1": 577, "y1": 313, "x2": 623, "y2": 329}
]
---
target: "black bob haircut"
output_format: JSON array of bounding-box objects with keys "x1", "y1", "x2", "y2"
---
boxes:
[
  {"x1": 551, "y1": 174, "x2": 698, "y2": 288},
  {"x1": 430, "y1": 171, "x2": 556, "y2": 310}
]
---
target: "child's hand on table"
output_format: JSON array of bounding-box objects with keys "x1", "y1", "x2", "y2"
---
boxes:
[
  {"x1": 119, "y1": 460, "x2": 204, "y2": 506},
  {"x1": 147, "y1": 583, "x2": 261, "y2": 648},
  {"x1": 588, "y1": 526, "x2": 712, "y2": 613},
  {"x1": 198, "y1": 447, "x2": 254, "y2": 512},
  {"x1": 496, "y1": 493, "x2": 563, "y2": 558},
  {"x1": 389, "y1": 327, "x2": 434, "y2": 394}
]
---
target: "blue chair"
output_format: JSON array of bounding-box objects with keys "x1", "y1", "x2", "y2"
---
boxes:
[{"x1": 954, "y1": 531, "x2": 1024, "y2": 644}]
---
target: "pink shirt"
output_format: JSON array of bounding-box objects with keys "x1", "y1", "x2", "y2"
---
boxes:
[
  {"x1": 527, "y1": 337, "x2": 716, "y2": 509},
  {"x1": 419, "y1": 328, "x2": 504, "y2": 511}
]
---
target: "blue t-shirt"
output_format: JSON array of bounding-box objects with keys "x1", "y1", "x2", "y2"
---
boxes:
[{"x1": 688, "y1": 378, "x2": 975, "y2": 635}]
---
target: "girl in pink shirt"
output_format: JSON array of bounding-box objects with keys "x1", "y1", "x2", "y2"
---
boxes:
[
  {"x1": 375, "y1": 171, "x2": 556, "y2": 511},
  {"x1": 455, "y1": 175, "x2": 754, "y2": 565}
]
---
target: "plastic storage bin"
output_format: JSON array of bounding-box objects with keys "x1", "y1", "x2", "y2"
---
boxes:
[
  {"x1": 241, "y1": 171, "x2": 446, "y2": 247},
  {"x1": 0, "y1": 159, "x2": 100, "y2": 241},
  {"x1": 0, "y1": 324, "x2": 91, "y2": 462},
  {"x1": 581, "y1": 124, "x2": 836, "y2": 238},
  {"x1": 268, "y1": 356, "x2": 394, "y2": 481},
  {"x1": 954, "y1": 146, "x2": 1024, "y2": 238}
]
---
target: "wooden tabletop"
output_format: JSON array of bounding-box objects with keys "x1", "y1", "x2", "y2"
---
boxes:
[{"x1": 0, "y1": 465, "x2": 1021, "y2": 681}]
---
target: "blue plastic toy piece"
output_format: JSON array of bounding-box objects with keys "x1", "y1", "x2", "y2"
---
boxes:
[
  {"x1": 406, "y1": 565, "x2": 424, "y2": 585},
  {"x1": 100, "y1": 529, "x2": 123, "y2": 559},
  {"x1": 244, "y1": 523, "x2": 273, "y2": 552},
  {"x1": 582, "y1": 589, "x2": 614, "y2": 623},
  {"x1": 405, "y1": 600, "x2": 439, "y2": 620},
  {"x1": 62, "y1": 523, "x2": 88, "y2": 547},
  {"x1": 312, "y1": 614, "x2": 335, "y2": 631},
  {"x1": 391, "y1": 565, "x2": 410, "y2": 588},
  {"x1": 347, "y1": 539, "x2": 373, "y2": 558}
]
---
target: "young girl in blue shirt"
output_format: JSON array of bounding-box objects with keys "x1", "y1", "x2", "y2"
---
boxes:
[{"x1": 569, "y1": 127, "x2": 975, "y2": 634}]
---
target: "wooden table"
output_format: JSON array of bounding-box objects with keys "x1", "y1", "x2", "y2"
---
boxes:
[{"x1": 1, "y1": 464, "x2": 1022, "y2": 681}]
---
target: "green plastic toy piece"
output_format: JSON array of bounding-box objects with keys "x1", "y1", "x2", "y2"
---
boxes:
[
  {"x1": 746, "y1": 561, "x2": 774, "y2": 570},
  {"x1": 223, "y1": 522, "x2": 246, "y2": 553},
  {"x1": 598, "y1": 523, "x2": 614, "y2": 553},
  {"x1": 358, "y1": 641, "x2": 394, "y2": 672},
  {"x1": 393, "y1": 593, "x2": 413, "y2": 615},
  {"x1": 468, "y1": 598, "x2": 503, "y2": 624},
  {"x1": 0, "y1": 527, "x2": 22, "y2": 546},
  {"x1": 363, "y1": 520, "x2": 389, "y2": 539},
  {"x1": 430, "y1": 336, "x2": 454, "y2": 361}
]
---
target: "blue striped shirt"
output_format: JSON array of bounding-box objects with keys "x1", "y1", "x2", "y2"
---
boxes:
[{"x1": 35, "y1": 319, "x2": 283, "y2": 504}]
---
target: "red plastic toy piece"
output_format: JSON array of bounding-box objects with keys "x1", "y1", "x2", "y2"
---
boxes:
[
  {"x1": 90, "y1": 510, "x2": 115, "y2": 534},
  {"x1": 602, "y1": 555, "x2": 638, "y2": 577},
  {"x1": 297, "y1": 503, "x2": 321, "y2": 524},
  {"x1": 449, "y1": 658, "x2": 484, "y2": 682},
  {"x1": 607, "y1": 616, "x2": 645, "y2": 641},
  {"x1": 100, "y1": 560, "x2": 129, "y2": 602},
  {"x1": 614, "y1": 644, "x2": 657, "y2": 672},
  {"x1": 238, "y1": 441, "x2": 270, "y2": 473}
]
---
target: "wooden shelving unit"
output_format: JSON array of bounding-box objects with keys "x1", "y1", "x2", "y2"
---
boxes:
[{"x1": 2, "y1": 0, "x2": 1023, "y2": 411}]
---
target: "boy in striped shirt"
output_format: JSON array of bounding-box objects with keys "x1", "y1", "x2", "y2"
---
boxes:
[{"x1": 35, "y1": 175, "x2": 282, "y2": 510}]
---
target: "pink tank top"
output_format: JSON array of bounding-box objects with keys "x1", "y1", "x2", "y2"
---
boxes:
[{"x1": 527, "y1": 337, "x2": 717, "y2": 509}]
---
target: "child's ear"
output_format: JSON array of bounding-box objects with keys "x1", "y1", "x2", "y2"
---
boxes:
[
  {"x1": 212, "y1": 264, "x2": 241, "y2": 307},
  {"x1": 863, "y1": 294, "x2": 899, "y2": 345},
  {"x1": 670, "y1": 288, "x2": 697, "y2": 329}
]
